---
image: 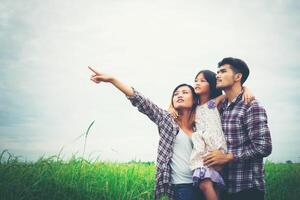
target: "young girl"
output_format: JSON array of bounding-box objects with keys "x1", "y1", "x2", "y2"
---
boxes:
[{"x1": 170, "y1": 70, "x2": 254, "y2": 200}]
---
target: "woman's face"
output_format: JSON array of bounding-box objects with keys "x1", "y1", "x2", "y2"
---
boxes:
[
  {"x1": 172, "y1": 86, "x2": 194, "y2": 110},
  {"x1": 194, "y1": 73, "x2": 210, "y2": 96}
]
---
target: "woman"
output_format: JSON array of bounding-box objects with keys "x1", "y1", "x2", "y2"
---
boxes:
[{"x1": 89, "y1": 66, "x2": 202, "y2": 200}]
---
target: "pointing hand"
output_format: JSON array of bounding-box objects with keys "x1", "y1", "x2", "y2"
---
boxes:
[{"x1": 88, "y1": 66, "x2": 113, "y2": 84}]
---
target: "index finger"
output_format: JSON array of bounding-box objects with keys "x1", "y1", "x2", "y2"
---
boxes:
[{"x1": 88, "y1": 66, "x2": 99, "y2": 74}]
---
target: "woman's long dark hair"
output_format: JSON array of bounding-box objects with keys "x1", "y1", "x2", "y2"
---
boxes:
[{"x1": 195, "y1": 70, "x2": 222, "y2": 99}]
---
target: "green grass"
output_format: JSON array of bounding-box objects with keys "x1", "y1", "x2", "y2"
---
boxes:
[
  {"x1": 265, "y1": 161, "x2": 300, "y2": 200},
  {"x1": 0, "y1": 152, "x2": 299, "y2": 200},
  {"x1": 0, "y1": 152, "x2": 155, "y2": 200}
]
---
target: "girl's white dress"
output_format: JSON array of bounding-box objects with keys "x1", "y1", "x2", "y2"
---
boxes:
[{"x1": 190, "y1": 99, "x2": 227, "y2": 187}]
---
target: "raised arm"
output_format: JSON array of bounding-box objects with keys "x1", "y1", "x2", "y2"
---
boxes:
[
  {"x1": 89, "y1": 66, "x2": 168, "y2": 126},
  {"x1": 89, "y1": 66, "x2": 134, "y2": 96}
]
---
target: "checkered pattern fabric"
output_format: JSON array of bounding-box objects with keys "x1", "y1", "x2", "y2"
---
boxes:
[
  {"x1": 127, "y1": 89, "x2": 179, "y2": 199},
  {"x1": 220, "y1": 92, "x2": 272, "y2": 193}
]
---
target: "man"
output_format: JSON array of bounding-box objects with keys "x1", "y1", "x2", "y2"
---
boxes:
[{"x1": 203, "y1": 57, "x2": 272, "y2": 200}]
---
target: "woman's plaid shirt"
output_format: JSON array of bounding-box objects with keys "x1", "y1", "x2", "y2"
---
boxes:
[
  {"x1": 127, "y1": 89, "x2": 179, "y2": 200},
  {"x1": 220, "y1": 92, "x2": 272, "y2": 193}
]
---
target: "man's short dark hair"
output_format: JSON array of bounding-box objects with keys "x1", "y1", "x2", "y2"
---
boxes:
[{"x1": 218, "y1": 57, "x2": 250, "y2": 84}]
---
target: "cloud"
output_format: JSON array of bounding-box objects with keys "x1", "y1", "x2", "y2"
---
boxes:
[{"x1": 0, "y1": 0, "x2": 299, "y2": 162}]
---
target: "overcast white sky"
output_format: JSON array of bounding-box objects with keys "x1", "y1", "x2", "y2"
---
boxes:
[{"x1": 1, "y1": 0, "x2": 299, "y2": 162}]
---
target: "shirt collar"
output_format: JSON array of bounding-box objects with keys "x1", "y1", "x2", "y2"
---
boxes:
[{"x1": 222, "y1": 91, "x2": 244, "y2": 110}]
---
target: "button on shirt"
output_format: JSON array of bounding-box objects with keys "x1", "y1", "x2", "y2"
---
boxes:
[{"x1": 220, "y1": 92, "x2": 272, "y2": 193}]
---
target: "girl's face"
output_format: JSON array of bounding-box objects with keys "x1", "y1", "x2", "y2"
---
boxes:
[
  {"x1": 172, "y1": 86, "x2": 194, "y2": 110},
  {"x1": 194, "y1": 73, "x2": 210, "y2": 96}
]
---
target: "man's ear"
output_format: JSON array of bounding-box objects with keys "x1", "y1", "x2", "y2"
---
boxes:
[{"x1": 234, "y1": 73, "x2": 242, "y2": 82}]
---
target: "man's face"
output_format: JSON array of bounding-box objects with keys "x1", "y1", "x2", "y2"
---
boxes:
[{"x1": 216, "y1": 64, "x2": 236, "y2": 89}]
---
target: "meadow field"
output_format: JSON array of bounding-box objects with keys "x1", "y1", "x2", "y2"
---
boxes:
[{"x1": 0, "y1": 151, "x2": 299, "y2": 200}]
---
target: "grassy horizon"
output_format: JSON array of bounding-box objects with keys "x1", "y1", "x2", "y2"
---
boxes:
[{"x1": 1, "y1": 151, "x2": 299, "y2": 200}]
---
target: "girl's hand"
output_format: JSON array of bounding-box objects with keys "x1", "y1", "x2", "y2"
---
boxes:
[
  {"x1": 242, "y1": 86, "x2": 255, "y2": 104},
  {"x1": 168, "y1": 105, "x2": 179, "y2": 119},
  {"x1": 88, "y1": 66, "x2": 114, "y2": 84}
]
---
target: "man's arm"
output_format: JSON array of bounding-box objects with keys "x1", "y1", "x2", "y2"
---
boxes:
[
  {"x1": 235, "y1": 101, "x2": 272, "y2": 160},
  {"x1": 203, "y1": 101, "x2": 272, "y2": 166}
]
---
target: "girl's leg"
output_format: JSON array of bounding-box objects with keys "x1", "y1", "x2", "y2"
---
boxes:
[{"x1": 199, "y1": 179, "x2": 218, "y2": 200}]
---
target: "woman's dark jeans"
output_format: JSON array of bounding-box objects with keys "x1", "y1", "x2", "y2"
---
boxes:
[{"x1": 173, "y1": 183, "x2": 204, "y2": 200}]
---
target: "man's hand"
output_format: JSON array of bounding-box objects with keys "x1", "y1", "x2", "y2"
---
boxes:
[
  {"x1": 203, "y1": 150, "x2": 234, "y2": 167},
  {"x1": 242, "y1": 86, "x2": 255, "y2": 104}
]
